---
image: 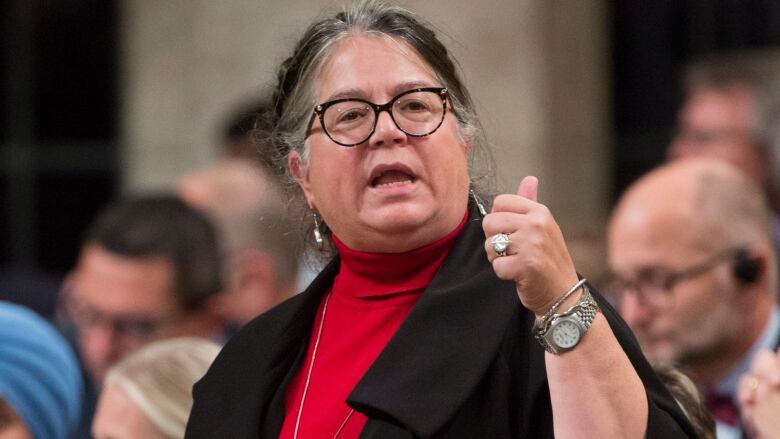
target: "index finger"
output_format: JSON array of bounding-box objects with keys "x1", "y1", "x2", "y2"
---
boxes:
[{"x1": 490, "y1": 193, "x2": 538, "y2": 215}]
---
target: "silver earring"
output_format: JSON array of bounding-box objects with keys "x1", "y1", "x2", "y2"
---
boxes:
[
  {"x1": 470, "y1": 189, "x2": 487, "y2": 216},
  {"x1": 312, "y1": 213, "x2": 324, "y2": 250}
]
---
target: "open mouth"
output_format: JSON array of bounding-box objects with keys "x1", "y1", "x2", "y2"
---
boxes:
[
  {"x1": 369, "y1": 164, "x2": 417, "y2": 188},
  {"x1": 371, "y1": 170, "x2": 416, "y2": 187}
]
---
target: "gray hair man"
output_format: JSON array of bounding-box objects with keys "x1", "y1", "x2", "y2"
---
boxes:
[{"x1": 607, "y1": 158, "x2": 779, "y2": 439}]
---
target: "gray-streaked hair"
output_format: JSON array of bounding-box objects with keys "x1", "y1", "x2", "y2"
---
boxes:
[
  {"x1": 103, "y1": 337, "x2": 220, "y2": 439},
  {"x1": 268, "y1": 0, "x2": 494, "y2": 258}
]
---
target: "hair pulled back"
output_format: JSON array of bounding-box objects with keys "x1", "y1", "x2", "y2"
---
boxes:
[{"x1": 268, "y1": 0, "x2": 493, "y2": 257}]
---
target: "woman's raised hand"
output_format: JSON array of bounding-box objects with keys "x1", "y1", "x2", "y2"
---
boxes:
[{"x1": 482, "y1": 176, "x2": 579, "y2": 316}]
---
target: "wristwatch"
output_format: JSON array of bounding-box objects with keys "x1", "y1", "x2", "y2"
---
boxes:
[{"x1": 533, "y1": 285, "x2": 599, "y2": 354}]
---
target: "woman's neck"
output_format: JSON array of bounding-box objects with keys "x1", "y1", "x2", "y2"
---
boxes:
[{"x1": 331, "y1": 212, "x2": 467, "y2": 299}]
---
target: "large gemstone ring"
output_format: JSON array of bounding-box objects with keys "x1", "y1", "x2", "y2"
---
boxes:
[{"x1": 491, "y1": 233, "x2": 511, "y2": 257}]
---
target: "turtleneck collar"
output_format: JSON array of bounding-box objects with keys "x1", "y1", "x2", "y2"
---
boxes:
[{"x1": 331, "y1": 213, "x2": 468, "y2": 300}]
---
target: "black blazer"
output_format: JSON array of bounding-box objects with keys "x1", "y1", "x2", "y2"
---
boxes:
[{"x1": 186, "y1": 210, "x2": 697, "y2": 438}]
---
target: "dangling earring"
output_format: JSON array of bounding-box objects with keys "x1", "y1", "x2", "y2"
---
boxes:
[
  {"x1": 470, "y1": 189, "x2": 487, "y2": 216},
  {"x1": 312, "y1": 212, "x2": 324, "y2": 250}
]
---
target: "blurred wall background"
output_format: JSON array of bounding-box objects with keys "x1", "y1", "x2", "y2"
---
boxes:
[{"x1": 1, "y1": 0, "x2": 779, "y2": 279}]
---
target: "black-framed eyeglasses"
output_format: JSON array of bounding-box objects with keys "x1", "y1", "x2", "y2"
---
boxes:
[
  {"x1": 605, "y1": 247, "x2": 747, "y2": 310},
  {"x1": 307, "y1": 87, "x2": 449, "y2": 147}
]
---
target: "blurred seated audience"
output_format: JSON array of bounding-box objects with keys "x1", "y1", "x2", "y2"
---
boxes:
[
  {"x1": 60, "y1": 194, "x2": 223, "y2": 437},
  {"x1": 0, "y1": 301, "x2": 83, "y2": 439},
  {"x1": 178, "y1": 158, "x2": 302, "y2": 332},
  {"x1": 92, "y1": 337, "x2": 220, "y2": 439},
  {"x1": 607, "y1": 158, "x2": 778, "y2": 439}
]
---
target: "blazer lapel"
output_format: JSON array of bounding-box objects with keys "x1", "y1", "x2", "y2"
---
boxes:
[
  {"x1": 258, "y1": 259, "x2": 342, "y2": 437},
  {"x1": 346, "y1": 210, "x2": 522, "y2": 437},
  {"x1": 190, "y1": 258, "x2": 340, "y2": 438}
]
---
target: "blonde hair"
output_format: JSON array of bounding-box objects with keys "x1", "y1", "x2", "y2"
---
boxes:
[
  {"x1": 654, "y1": 364, "x2": 715, "y2": 439},
  {"x1": 104, "y1": 338, "x2": 220, "y2": 438}
]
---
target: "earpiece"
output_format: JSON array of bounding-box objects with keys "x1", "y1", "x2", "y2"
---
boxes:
[{"x1": 733, "y1": 249, "x2": 760, "y2": 284}]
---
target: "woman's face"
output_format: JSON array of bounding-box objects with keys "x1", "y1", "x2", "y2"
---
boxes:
[
  {"x1": 92, "y1": 384, "x2": 169, "y2": 439},
  {"x1": 290, "y1": 34, "x2": 470, "y2": 253}
]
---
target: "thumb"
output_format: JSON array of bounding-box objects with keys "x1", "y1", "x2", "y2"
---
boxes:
[{"x1": 517, "y1": 176, "x2": 538, "y2": 202}]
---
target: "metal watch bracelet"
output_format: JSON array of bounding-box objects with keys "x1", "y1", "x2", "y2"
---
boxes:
[{"x1": 533, "y1": 284, "x2": 600, "y2": 353}]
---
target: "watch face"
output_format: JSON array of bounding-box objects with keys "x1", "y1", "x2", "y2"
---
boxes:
[{"x1": 551, "y1": 319, "x2": 581, "y2": 349}]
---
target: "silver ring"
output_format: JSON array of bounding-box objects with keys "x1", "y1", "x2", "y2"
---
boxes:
[{"x1": 491, "y1": 233, "x2": 511, "y2": 257}]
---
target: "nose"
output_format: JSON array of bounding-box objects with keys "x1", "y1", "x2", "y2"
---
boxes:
[
  {"x1": 81, "y1": 323, "x2": 125, "y2": 380},
  {"x1": 369, "y1": 109, "x2": 406, "y2": 148},
  {"x1": 619, "y1": 292, "x2": 654, "y2": 329}
]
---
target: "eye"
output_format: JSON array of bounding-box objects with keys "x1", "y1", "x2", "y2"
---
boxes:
[
  {"x1": 397, "y1": 97, "x2": 432, "y2": 113},
  {"x1": 637, "y1": 268, "x2": 676, "y2": 291},
  {"x1": 331, "y1": 103, "x2": 371, "y2": 125},
  {"x1": 114, "y1": 318, "x2": 159, "y2": 339}
]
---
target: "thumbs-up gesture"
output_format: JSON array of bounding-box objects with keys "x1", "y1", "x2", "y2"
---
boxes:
[{"x1": 482, "y1": 176, "x2": 579, "y2": 316}]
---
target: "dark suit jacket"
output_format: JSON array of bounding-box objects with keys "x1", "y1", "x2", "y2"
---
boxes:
[{"x1": 186, "y1": 210, "x2": 697, "y2": 438}]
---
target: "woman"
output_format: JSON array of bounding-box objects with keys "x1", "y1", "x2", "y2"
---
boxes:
[
  {"x1": 186, "y1": 1, "x2": 697, "y2": 438},
  {"x1": 92, "y1": 338, "x2": 220, "y2": 439}
]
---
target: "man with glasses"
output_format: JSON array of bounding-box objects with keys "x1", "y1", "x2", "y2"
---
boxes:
[
  {"x1": 607, "y1": 158, "x2": 779, "y2": 439},
  {"x1": 61, "y1": 194, "x2": 223, "y2": 437}
]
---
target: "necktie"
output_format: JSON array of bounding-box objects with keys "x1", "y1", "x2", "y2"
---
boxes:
[{"x1": 706, "y1": 392, "x2": 739, "y2": 426}]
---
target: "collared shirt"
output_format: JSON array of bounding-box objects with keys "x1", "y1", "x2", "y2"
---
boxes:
[{"x1": 713, "y1": 308, "x2": 780, "y2": 439}]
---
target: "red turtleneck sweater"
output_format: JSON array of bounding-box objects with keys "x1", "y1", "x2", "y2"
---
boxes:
[{"x1": 278, "y1": 214, "x2": 466, "y2": 439}]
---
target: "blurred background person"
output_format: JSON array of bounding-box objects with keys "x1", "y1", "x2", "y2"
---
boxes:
[
  {"x1": 607, "y1": 158, "x2": 779, "y2": 439},
  {"x1": 219, "y1": 95, "x2": 278, "y2": 169},
  {"x1": 0, "y1": 301, "x2": 83, "y2": 439},
  {"x1": 60, "y1": 194, "x2": 223, "y2": 437},
  {"x1": 92, "y1": 337, "x2": 220, "y2": 439},
  {"x1": 667, "y1": 50, "x2": 780, "y2": 190},
  {"x1": 667, "y1": 50, "x2": 780, "y2": 255},
  {"x1": 178, "y1": 158, "x2": 302, "y2": 333}
]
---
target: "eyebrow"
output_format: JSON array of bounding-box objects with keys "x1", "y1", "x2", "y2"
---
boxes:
[{"x1": 323, "y1": 80, "x2": 438, "y2": 103}]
